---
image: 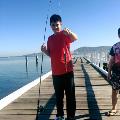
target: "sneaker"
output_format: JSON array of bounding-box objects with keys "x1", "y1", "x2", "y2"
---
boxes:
[{"x1": 54, "y1": 116, "x2": 65, "y2": 120}]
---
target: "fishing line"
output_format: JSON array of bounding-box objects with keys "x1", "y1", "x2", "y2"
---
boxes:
[
  {"x1": 58, "y1": 0, "x2": 62, "y2": 15},
  {"x1": 36, "y1": 0, "x2": 52, "y2": 118},
  {"x1": 36, "y1": 0, "x2": 62, "y2": 119}
]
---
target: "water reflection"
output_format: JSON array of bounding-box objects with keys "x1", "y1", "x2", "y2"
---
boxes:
[{"x1": 0, "y1": 55, "x2": 51, "y2": 99}]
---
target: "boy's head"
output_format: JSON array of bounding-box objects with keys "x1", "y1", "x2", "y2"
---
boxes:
[
  {"x1": 50, "y1": 14, "x2": 62, "y2": 33},
  {"x1": 118, "y1": 28, "x2": 120, "y2": 38}
]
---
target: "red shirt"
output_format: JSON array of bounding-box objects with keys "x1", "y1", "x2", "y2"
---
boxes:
[{"x1": 47, "y1": 31, "x2": 73, "y2": 75}]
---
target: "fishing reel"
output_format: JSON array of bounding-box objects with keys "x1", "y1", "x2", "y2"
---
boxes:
[{"x1": 39, "y1": 105, "x2": 44, "y2": 112}]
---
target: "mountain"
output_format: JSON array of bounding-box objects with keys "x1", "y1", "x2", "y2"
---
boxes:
[
  {"x1": 11, "y1": 46, "x2": 111, "y2": 57},
  {"x1": 22, "y1": 52, "x2": 42, "y2": 57},
  {"x1": 21, "y1": 52, "x2": 49, "y2": 57},
  {"x1": 73, "y1": 46, "x2": 111, "y2": 55},
  {"x1": 24, "y1": 46, "x2": 112, "y2": 57}
]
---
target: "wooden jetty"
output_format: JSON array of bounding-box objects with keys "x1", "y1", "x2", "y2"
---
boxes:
[{"x1": 0, "y1": 58, "x2": 120, "y2": 120}]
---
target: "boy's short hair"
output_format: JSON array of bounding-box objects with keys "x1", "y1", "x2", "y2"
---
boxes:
[
  {"x1": 50, "y1": 14, "x2": 62, "y2": 24},
  {"x1": 118, "y1": 28, "x2": 120, "y2": 34}
]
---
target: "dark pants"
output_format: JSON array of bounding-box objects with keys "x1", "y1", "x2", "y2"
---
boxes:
[{"x1": 52, "y1": 71, "x2": 76, "y2": 118}]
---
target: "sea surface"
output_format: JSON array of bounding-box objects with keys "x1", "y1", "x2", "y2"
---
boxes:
[{"x1": 0, "y1": 55, "x2": 51, "y2": 100}]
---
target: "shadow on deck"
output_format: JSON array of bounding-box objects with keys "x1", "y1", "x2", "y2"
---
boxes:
[{"x1": 36, "y1": 93, "x2": 56, "y2": 120}]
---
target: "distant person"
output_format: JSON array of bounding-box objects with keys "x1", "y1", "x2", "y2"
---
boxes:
[
  {"x1": 107, "y1": 28, "x2": 120, "y2": 116},
  {"x1": 41, "y1": 14, "x2": 78, "y2": 120}
]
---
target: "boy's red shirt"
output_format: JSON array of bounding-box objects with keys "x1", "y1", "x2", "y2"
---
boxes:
[{"x1": 47, "y1": 31, "x2": 73, "y2": 75}]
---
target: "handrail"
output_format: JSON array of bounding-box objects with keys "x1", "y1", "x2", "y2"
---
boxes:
[{"x1": 84, "y1": 57, "x2": 108, "y2": 77}]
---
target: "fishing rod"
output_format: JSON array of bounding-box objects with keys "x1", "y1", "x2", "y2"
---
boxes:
[
  {"x1": 36, "y1": 0, "x2": 52, "y2": 118},
  {"x1": 36, "y1": 0, "x2": 62, "y2": 118}
]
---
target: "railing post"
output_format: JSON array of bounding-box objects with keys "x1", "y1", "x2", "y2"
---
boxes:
[{"x1": 36, "y1": 55, "x2": 38, "y2": 64}]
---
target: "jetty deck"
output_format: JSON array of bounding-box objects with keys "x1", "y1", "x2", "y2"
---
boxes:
[{"x1": 0, "y1": 58, "x2": 120, "y2": 120}]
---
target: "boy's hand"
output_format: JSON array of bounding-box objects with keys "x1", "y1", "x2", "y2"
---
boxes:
[
  {"x1": 41, "y1": 44, "x2": 47, "y2": 53},
  {"x1": 63, "y1": 28, "x2": 78, "y2": 41},
  {"x1": 41, "y1": 44, "x2": 50, "y2": 56},
  {"x1": 63, "y1": 28, "x2": 72, "y2": 36}
]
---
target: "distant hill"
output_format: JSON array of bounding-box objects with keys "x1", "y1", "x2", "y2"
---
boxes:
[
  {"x1": 73, "y1": 46, "x2": 111, "y2": 56},
  {"x1": 21, "y1": 52, "x2": 49, "y2": 57},
  {"x1": 11, "y1": 46, "x2": 112, "y2": 57},
  {"x1": 24, "y1": 46, "x2": 112, "y2": 57},
  {"x1": 22, "y1": 52, "x2": 42, "y2": 57}
]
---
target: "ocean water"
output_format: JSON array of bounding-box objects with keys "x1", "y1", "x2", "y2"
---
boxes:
[{"x1": 0, "y1": 55, "x2": 51, "y2": 100}]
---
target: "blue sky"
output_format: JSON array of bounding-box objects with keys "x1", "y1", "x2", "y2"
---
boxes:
[{"x1": 0, "y1": 0, "x2": 120, "y2": 57}]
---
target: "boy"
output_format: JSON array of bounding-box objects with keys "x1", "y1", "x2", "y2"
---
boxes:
[
  {"x1": 41, "y1": 14, "x2": 78, "y2": 120},
  {"x1": 107, "y1": 28, "x2": 120, "y2": 116}
]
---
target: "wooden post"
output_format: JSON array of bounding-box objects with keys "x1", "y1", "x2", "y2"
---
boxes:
[
  {"x1": 25, "y1": 56, "x2": 28, "y2": 65},
  {"x1": 36, "y1": 55, "x2": 38, "y2": 64}
]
